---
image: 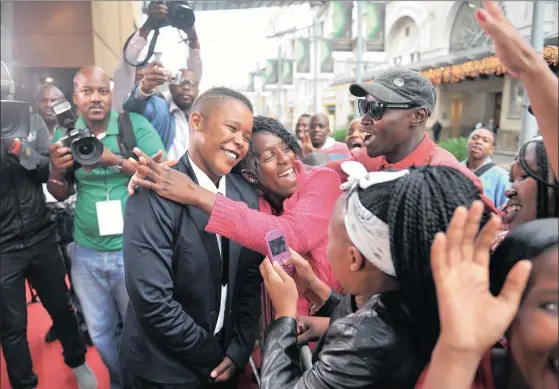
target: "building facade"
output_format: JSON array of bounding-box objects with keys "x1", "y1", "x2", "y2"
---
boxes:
[
  {"x1": 1, "y1": 1, "x2": 142, "y2": 102},
  {"x1": 326, "y1": 0, "x2": 558, "y2": 152}
]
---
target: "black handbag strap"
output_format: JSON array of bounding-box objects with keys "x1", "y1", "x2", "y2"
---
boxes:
[{"x1": 475, "y1": 162, "x2": 496, "y2": 177}]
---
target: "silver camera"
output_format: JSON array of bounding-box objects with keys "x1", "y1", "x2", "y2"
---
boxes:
[{"x1": 167, "y1": 70, "x2": 183, "y2": 85}]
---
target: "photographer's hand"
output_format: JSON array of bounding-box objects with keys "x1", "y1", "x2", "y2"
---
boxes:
[
  {"x1": 140, "y1": 61, "x2": 168, "y2": 93},
  {"x1": 184, "y1": 26, "x2": 200, "y2": 49},
  {"x1": 50, "y1": 142, "x2": 73, "y2": 173},
  {"x1": 141, "y1": 2, "x2": 168, "y2": 35}
]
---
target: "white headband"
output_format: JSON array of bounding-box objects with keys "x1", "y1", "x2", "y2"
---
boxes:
[{"x1": 340, "y1": 161, "x2": 409, "y2": 277}]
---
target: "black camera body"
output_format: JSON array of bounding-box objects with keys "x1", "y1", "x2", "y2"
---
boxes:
[
  {"x1": 52, "y1": 99, "x2": 104, "y2": 169},
  {"x1": 1, "y1": 100, "x2": 30, "y2": 141},
  {"x1": 158, "y1": 1, "x2": 195, "y2": 30}
]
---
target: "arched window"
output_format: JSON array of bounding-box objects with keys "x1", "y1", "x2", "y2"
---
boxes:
[{"x1": 449, "y1": 1, "x2": 504, "y2": 53}]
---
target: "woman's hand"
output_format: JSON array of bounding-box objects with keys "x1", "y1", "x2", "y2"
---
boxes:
[
  {"x1": 127, "y1": 149, "x2": 176, "y2": 195},
  {"x1": 127, "y1": 148, "x2": 201, "y2": 205},
  {"x1": 296, "y1": 315, "x2": 329, "y2": 344},
  {"x1": 476, "y1": 1, "x2": 541, "y2": 79},
  {"x1": 431, "y1": 200, "x2": 532, "y2": 357},
  {"x1": 284, "y1": 249, "x2": 319, "y2": 294},
  {"x1": 260, "y1": 258, "x2": 298, "y2": 320}
]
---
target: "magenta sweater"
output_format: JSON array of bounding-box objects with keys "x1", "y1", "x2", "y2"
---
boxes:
[{"x1": 206, "y1": 160, "x2": 343, "y2": 315}]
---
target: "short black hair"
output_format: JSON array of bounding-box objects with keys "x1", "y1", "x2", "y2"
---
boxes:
[
  {"x1": 35, "y1": 83, "x2": 64, "y2": 103},
  {"x1": 357, "y1": 165, "x2": 492, "y2": 366},
  {"x1": 517, "y1": 139, "x2": 558, "y2": 219},
  {"x1": 469, "y1": 127, "x2": 496, "y2": 144},
  {"x1": 298, "y1": 113, "x2": 311, "y2": 119},
  {"x1": 191, "y1": 87, "x2": 253, "y2": 113},
  {"x1": 233, "y1": 116, "x2": 302, "y2": 174}
]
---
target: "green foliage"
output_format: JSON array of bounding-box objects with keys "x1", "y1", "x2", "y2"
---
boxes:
[
  {"x1": 331, "y1": 129, "x2": 347, "y2": 142},
  {"x1": 438, "y1": 137, "x2": 469, "y2": 161}
]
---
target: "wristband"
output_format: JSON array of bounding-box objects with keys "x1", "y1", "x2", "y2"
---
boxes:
[{"x1": 138, "y1": 81, "x2": 155, "y2": 97}]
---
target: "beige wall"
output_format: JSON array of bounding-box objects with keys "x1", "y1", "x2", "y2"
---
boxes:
[
  {"x1": 12, "y1": 1, "x2": 94, "y2": 68},
  {"x1": 11, "y1": 1, "x2": 140, "y2": 74}
]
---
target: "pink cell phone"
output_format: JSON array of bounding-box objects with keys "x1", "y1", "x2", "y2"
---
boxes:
[{"x1": 265, "y1": 229, "x2": 295, "y2": 275}]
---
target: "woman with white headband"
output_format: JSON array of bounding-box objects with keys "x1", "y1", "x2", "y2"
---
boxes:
[{"x1": 258, "y1": 163, "x2": 494, "y2": 389}]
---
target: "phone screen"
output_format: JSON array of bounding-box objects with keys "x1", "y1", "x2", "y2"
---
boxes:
[{"x1": 269, "y1": 236, "x2": 288, "y2": 256}]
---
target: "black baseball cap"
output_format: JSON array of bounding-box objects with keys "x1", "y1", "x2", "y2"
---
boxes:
[{"x1": 349, "y1": 69, "x2": 437, "y2": 114}]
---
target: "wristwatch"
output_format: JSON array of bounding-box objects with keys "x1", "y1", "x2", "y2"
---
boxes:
[{"x1": 109, "y1": 156, "x2": 124, "y2": 172}]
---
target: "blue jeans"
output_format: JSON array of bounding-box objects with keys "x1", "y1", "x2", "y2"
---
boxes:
[{"x1": 69, "y1": 243, "x2": 129, "y2": 389}]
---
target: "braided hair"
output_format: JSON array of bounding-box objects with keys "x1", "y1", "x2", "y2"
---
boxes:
[
  {"x1": 357, "y1": 165, "x2": 492, "y2": 365},
  {"x1": 233, "y1": 116, "x2": 302, "y2": 175},
  {"x1": 517, "y1": 139, "x2": 558, "y2": 219}
]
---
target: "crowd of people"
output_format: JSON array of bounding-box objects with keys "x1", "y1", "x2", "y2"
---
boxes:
[{"x1": 0, "y1": 2, "x2": 557, "y2": 389}]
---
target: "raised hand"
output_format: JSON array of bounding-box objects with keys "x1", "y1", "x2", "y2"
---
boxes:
[
  {"x1": 127, "y1": 149, "x2": 175, "y2": 195},
  {"x1": 476, "y1": 1, "x2": 541, "y2": 79},
  {"x1": 127, "y1": 148, "x2": 197, "y2": 205},
  {"x1": 431, "y1": 200, "x2": 532, "y2": 356}
]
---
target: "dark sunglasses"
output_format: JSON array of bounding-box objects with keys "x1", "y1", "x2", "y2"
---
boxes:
[{"x1": 357, "y1": 99, "x2": 418, "y2": 120}]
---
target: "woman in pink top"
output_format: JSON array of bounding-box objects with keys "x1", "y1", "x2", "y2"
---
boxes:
[{"x1": 129, "y1": 116, "x2": 343, "y2": 315}]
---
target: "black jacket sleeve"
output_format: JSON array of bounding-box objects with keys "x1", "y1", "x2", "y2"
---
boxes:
[
  {"x1": 225, "y1": 252, "x2": 263, "y2": 369},
  {"x1": 260, "y1": 315, "x2": 389, "y2": 389},
  {"x1": 123, "y1": 187, "x2": 223, "y2": 372},
  {"x1": 25, "y1": 113, "x2": 51, "y2": 182},
  {"x1": 312, "y1": 290, "x2": 344, "y2": 318}
]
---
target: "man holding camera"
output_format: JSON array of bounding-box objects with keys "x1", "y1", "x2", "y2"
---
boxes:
[
  {"x1": 1, "y1": 64, "x2": 97, "y2": 389},
  {"x1": 48, "y1": 66, "x2": 165, "y2": 389},
  {"x1": 112, "y1": 1, "x2": 202, "y2": 112},
  {"x1": 124, "y1": 61, "x2": 200, "y2": 161}
]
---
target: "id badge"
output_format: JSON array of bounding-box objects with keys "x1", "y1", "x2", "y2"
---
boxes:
[{"x1": 96, "y1": 200, "x2": 124, "y2": 236}]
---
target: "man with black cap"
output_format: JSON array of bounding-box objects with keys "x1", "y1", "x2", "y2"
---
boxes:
[{"x1": 327, "y1": 69, "x2": 495, "y2": 210}]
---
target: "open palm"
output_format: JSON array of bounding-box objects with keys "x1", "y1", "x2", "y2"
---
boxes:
[{"x1": 431, "y1": 201, "x2": 532, "y2": 355}]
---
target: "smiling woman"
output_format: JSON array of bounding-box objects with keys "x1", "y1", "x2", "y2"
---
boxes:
[
  {"x1": 501, "y1": 138, "x2": 558, "y2": 232},
  {"x1": 129, "y1": 115, "x2": 344, "y2": 315}
]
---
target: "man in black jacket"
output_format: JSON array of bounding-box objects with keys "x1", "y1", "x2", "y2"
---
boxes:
[
  {"x1": 120, "y1": 87, "x2": 263, "y2": 389},
  {"x1": 0, "y1": 65, "x2": 97, "y2": 389}
]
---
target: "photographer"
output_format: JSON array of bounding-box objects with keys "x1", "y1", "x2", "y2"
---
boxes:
[
  {"x1": 112, "y1": 1, "x2": 202, "y2": 112},
  {"x1": 34, "y1": 83, "x2": 92, "y2": 346},
  {"x1": 124, "y1": 62, "x2": 199, "y2": 160},
  {"x1": 48, "y1": 65, "x2": 165, "y2": 389},
  {"x1": 0, "y1": 63, "x2": 97, "y2": 389}
]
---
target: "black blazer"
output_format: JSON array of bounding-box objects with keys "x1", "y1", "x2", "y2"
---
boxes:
[{"x1": 120, "y1": 154, "x2": 263, "y2": 386}]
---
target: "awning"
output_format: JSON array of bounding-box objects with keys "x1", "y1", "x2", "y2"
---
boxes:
[{"x1": 332, "y1": 44, "x2": 558, "y2": 86}]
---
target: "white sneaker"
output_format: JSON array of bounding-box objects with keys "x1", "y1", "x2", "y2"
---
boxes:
[{"x1": 72, "y1": 363, "x2": 98, "y2": 389}]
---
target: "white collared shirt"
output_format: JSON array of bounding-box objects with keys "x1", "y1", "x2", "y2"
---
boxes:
[
  {"x1": 164, "y1": 91, "x2": 190, "y2": 161},
  {"x1": 318, "y1": 136, "x2": 336, "y2": 151},
  {"x1": 187, "y1": 154, "x2": 227, "y2": 334}
]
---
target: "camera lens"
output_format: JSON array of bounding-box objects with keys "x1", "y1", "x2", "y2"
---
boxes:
[
  {"x1": 1, "y1": 110, "x2": 19, "y2": 137},
  {"x1": 0, "y1": 100, "x2": 30, "y2": 140},
  {"x1": 71, "y1": 136, "x2": 103, "y2": 166},
  {"x1": 171, "y1": 5, "x2": 195, "y2": 29}
]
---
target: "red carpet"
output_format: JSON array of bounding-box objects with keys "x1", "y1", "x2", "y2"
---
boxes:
[{"x1": 0, "y1": 283, "x2": 258, "y2": 389}]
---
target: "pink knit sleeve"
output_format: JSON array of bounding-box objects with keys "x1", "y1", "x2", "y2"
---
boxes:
[{"x1": 205, "y1": 168, "x2": 342, "y2": 255}]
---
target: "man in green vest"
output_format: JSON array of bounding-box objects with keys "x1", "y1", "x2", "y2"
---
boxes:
[{"x1": 48, "y1": 66, "x2": 165, "y2": 389}]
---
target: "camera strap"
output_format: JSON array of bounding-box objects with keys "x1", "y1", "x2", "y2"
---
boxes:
[
  {"x1": 122, "y1": 28, "x2": 160, "y2": 67},
  {"x1": 117, "y1": 112, "x2": 138, "y2": 160}
]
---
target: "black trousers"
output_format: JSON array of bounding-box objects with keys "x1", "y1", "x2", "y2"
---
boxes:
[
  {"x1": 130, "y1": 374, "x2": 241, "y2": 389},
  {"x1": 0, "y1": 237, "x2": 87, "y2": 389}
]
